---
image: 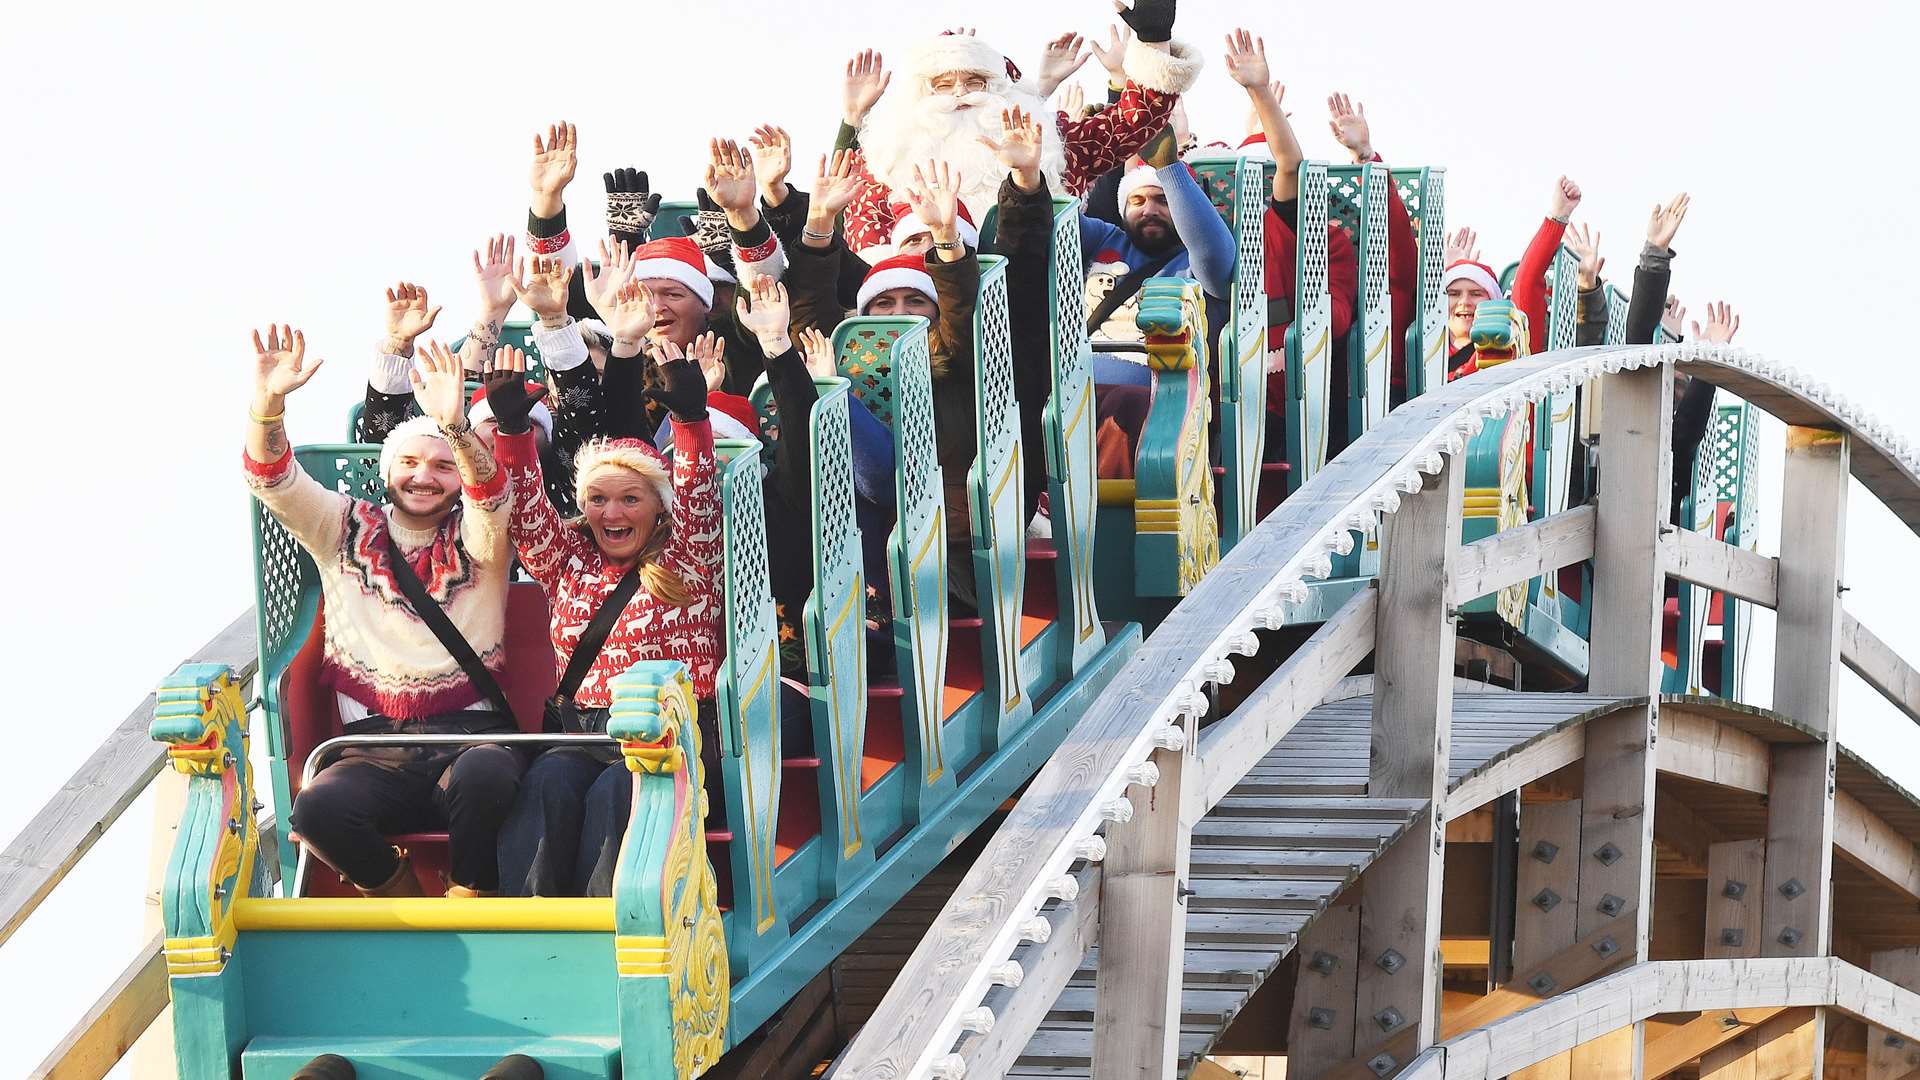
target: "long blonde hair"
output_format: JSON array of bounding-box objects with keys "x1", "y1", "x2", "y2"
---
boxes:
[{"x1": 567, "y1": 517, "x2": 695, "y2": 608}]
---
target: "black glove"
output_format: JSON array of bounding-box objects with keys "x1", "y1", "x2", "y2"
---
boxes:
[
  {"x1": 645, "y1": 357, "x2": 709, "y2": 422},
  {"x1": 484, "y1": 373, "x2": 550, "y2": 436},
  {"x1": 604, "y1": 168, "x2": 663, "y2": 246},
  {"x1": 1116, "y1": 0, "x2": 1175, "y2": 44}
]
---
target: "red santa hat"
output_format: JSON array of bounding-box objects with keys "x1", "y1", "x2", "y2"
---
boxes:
[
  {"x1": 572, "y1": 436, "x2": 674, "y2": 512},
  {"x1": 1116, "y1": 165, "x2": 1167, "y2": 210},
  {"x1": 1441, "y1": 259, "x2": 1505, "y2": 301},
  {"x1": 889, "y1": 200, "x2": 979, "y2": 250},
  {"x1": 466, "y1": 383, "x2": 553, "y2": 442},
  {"x1": 857, "y1": 253, "x2": 938, "y2": 312},
  {"x1": 630, "y1": 237, "x2": 715, "y2": 308}
]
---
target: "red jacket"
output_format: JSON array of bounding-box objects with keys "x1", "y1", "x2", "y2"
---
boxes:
[
  {"x1": 1262, "y1": 206, "x2": 1357, "y2": 408},
  {"x1": 1510, "y1": 217, "x2": 1568, "y2": 355}
]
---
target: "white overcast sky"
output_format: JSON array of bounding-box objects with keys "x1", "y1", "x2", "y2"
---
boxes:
[{"x1": 2, "y1": 0, "x2": 1916, "y2": 1070}]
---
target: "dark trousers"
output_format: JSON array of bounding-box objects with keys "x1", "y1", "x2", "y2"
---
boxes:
[
  {"x1": 497, "y1": 747, "x2": 631, "y2": 897},
  {"x1": 291, "y1": 721, "x2": 524, "y2": 891}
]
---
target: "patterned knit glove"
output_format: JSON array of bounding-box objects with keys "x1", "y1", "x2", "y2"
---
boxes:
[
  {"x1": 645, "y1": 357, "x2": 710, "y2": 422},
  {"x1": 1117, "y1": 0, "x2": 1176, "y2": 43},
  {"x1": 604, "y1": 167, "x2": 663, "y2": 247}
]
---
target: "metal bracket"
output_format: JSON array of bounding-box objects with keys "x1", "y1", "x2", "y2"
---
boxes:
[
  {"x1": 1722, "y1": 879, "x2": 1747, "y2": 900},
  {"x1": 1376, "y1": 949, "x2": 1405, "y2": 975},
  {"x1": 1531, "y1": 839, "x2": 1560, "y2": 864},
  {"x1": 1532, "y1": 888, "x2": 1562, "y2": 912},
  {"x1": 1594, "y1": 842, "x2": 1623, "y2": 866}
]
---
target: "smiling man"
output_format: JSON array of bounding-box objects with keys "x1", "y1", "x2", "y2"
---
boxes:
[{"x1": 243, "y1": 328, "x2": 523, "y2": 899}]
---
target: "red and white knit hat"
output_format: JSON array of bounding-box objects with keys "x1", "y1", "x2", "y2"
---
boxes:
[
  {"x1": 572, "y1": 437, "x2": 674, "y2": 512},
  {"x1": 857, "y1": 253, "x2": 938, "y2": 312},
  {"x1": 889, "y1": 200, "x2": 979, "y2": 250},
  {"x1": 378, "y1": 415, "x2": 449, "y2": 483},
  {"x1": 630, "y1": 237, "x2": 715, "y2": 308},
  {"x1": 1441, "y1": 259, "x2": 1505, "y2": 301},
  {"x1": 466, "y1": 383, "x2": 553, "y2": 441},
  {"x1": 1116, "y1": 164, "x2": 1166, "y2": 209}
]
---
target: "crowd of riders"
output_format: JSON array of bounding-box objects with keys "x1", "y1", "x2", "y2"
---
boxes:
[{"x1": 243, "y1": 0, "x2": 1743, "y2": 900}]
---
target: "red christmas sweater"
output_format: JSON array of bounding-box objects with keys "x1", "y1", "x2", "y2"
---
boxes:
[{"x1": 495, "y1": 421, "x2": 724, "y2": 705}]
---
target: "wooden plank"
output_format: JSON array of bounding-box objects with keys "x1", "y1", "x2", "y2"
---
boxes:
[
  {"x1": 1841, "y1": 612, "x2": 1920, "y2": 730},
  {"x1": 1092, "y1": 716, "x2": 1200, "y2": 1078},
  {"x1": 1655, "y1": 707, "x2": 1771, "y2": 795},
  {"x1": 1197, "y1": 588, "x2": 1379, "y2": 810},
  {"x1": 1289, "y1": 904, "x2": 1362, "y2": 1077},
  {"x1": 1705, "y1": 841, "x2": 1766, "y2": 961},
  {"x1": 1700, "y1": 1005, "x2": 1819, "y2": 1079},
  {"x1": 0, "y1": 609, "x2": 257, "y2": 948},
  {"x1": 1835, "y1": 789, "x2": 1920, "y2": 899},
  {"x1": 1762, "y1": 746, "x2": 1834, "y2": 958},
  {"x1": 1868, "y1": 949, "x2": 1920, "y2": 1080},
  {"x1": 1448, "y1": 504, "x2": 1596, "y2": 607},
  {"x1": 1511, "y1": 800, "x2": 1582, "y2": 1080},
  {"x1": 29, "y1": 934, "x2": 166, "y2": 1080},
  {"x1": 1643, "y1": 1007, "x2": 1793, "y2": 1078},
  {"x1": 958, "y1": 867, "x2": 1101, "y2": 1080},
  {"x1": 1589, "y1": 361, "x2": 1672, "y2": 695},
  {"x1": 1659, "y1": 528, "x2": 1779, "y2": 609},
  {"x1": 1651, "y1": 781, "x2": 1727, "y2": 876},
  {"x1": 1771, "y1": 426, "x2": 1847, "y2": 739}
]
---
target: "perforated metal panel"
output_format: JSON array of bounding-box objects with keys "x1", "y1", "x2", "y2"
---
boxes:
[
  {"x1": 967, "y1": 255, "x2": 1030, "y2": 743},
  {"x1": 1286, "y1": 161, "x2": 1335, "y2": 491},
  {"x1": 1044, "y1": 197, "x2": 1103, "y2": 674},
  {"x1": 1604, "y1": 284, "x2": 1631, "y2": 347},
  {"x1": 839, "y1": 324, "x2": 905, "y2": 431},
  {"x1": 1187, "y1": 154, "x2": 1270, "y2": 550},
  {"x1": 1393, "y1": 166, "x2": 1448, "y2": 398},
  {"x1": 1328, "y1": 163, "x2": 1391, "y2": 436},
  {"x1": 1547, "y1": 246, "x2": 1579, "y2": 353}
]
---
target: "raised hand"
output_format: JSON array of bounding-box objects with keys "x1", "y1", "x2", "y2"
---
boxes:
[
  {"x1": 906, "y1": 160, "x2": 964, "y2": 253},
  {"x1": 510, "y1": 255, "x2": 576, "y2": 323},
  {"x1": 1445, "y1": 226, "x2": 1482, "y2": 265},
  {"x1": 1647, "y1": 192, "x2": 1690, "y2": 250},
  {"x1": 1088, "y1": 24, "x2": 1133, "y2": 81},
  {"x1": 797, "y1": 326, "x2": 838, "y2": 379},
  {"x1": 704, "y1": 137, "x2": 758, "y2": 215},
  {"x1": 529, "y1": 121, "x2": 578, "y2": 218},
  {"x1": 1222, "y1": 29, "x2": 1269, "y2": 88},
  {"x1": 734, "y1": 273, "x2": 793, "y2": 354},
  {"x1": 603, "y1": 168, "x2": 661, "y2": 246},
  {"x1": 684, "y1": 330, "x2": 729, "y2": 393},
  {"x1": 1113, "y1": 0, "x2": 1175, "y2": 45},
  {"x1": 1564, "y1": 223, "x2": 1604, "y2": 290},
  {"x1": 384, "y1": 282, "x2": 442, "y2": 355},
  {"x1": 748, "y1": 125, "x2": 793, "y2": 203},
  {"x1": 583, "y1": 238, "x2": 635, "y2": 319},
  {"x1": 1691, "y1": 300, "x2": 1740, "y2": 346},
  {"x1": 645, "y1": 342, "x2": 711, "y2": 422},
  {"x1": 812, "y1": 149, "x2": 865, "y2": 217},
  {"x1": 481, "y1": 345, "x2": 550, "y2": 435},
  {"x1": 603, "y1": 281, "x2": 656, "y2": 347},
  {"x1": 1060, "y1": 81, "x2": 1088, "y2": 120},
  {"x1": 1661, "y1": 295, "x2": 1687, "y2": 341},
  {"x1": 977, "y1": 107, "x2": 1046, "y2": 191},
  {"x1": 1549, "y1": 175, "x2": 1582, "y2": 223},
  {"x1": 409, "y1": 340, "x2": 470, "y2": 430},
  {"x1": 252, "y1": 324, "x2": 325, "y2": 401},
  {"x1": 843, "y1": 49, "x2": 892, "y2": 128},
  {"x1": 1036, "y1": 32, "x2": 1091, "y2": 95},
  {"x1": 1327, "y1": 92, "x2": 1373, "y2": 162},
  {"x1": 473, "y1": 234, "x2": 517, "y2": 318}
]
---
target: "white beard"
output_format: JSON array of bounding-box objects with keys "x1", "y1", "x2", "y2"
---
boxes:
[{"x1": 860, "y1": 79, "x2": 1069, "y2": 225}]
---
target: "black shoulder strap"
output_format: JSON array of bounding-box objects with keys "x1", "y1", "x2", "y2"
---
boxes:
[
  {"x1": 1087, "y1": 252, "x2": 1179, "y2": 335},
  {"x1": 381, "y1": 527, "x2": 517, "y2": 720},
  {"x1": 554, "y1": 567, "x2": 646, "y2": 703}
]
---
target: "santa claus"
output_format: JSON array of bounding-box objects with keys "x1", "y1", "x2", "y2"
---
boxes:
[{"x1": 842, "y1": 0, "x2": 1201, "y2": 255}]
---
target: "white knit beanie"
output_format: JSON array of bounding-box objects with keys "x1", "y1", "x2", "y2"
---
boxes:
[{"x1": 379, "y1": 415, "x2": 450, "y2": 483}]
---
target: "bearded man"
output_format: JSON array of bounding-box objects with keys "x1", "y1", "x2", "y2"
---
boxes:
[{"x1": 839, "y1": 0, "x2": 1201, "y2": 255}]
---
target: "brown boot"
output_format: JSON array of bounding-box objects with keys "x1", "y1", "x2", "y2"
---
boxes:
[
  {"x1": 356, "y1": 849, "x2": 424, "y2": 897},
  {"x1": 444, "y1": 884, "x2": 500, "y2": 898}
]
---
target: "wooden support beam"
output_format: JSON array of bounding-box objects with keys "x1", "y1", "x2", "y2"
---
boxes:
[
  {"x1": 1655, "y1": 706, "x2": 1771, "y2": 795},
  {"x1": 1355, "y1": 456, "x2": 1463, "y2": 1070},
  {"x1": 1197, "y1": 588, "x2": 1378, "y2": 810},
  {"x1": 1092, "y1": 713, "x2": 1201, "y2": 1079},
  {"x1": 1869, "y1": 949, "x2": 1920, "y2": 1080},
  {"x1": 1449, "y1": 505, "x2": 1596, "y2": 607},
  {"x1": 1577, "y1": 362, "x2": 1673, "y2": 1080},
  {"x1": 1510, "y1": 800, "x2": 1582, "y2": 1080},
  {"x1": 956, "y1": 867, "x2": 1101, "y2": 1079},
  {"x1": 1659, "y1": 528, "x2": 1779, "y2": 608},
  {"x1": 1841, "y1": 612, "x2": 1920, "y2": 730},
  {"x1": 29, "y1": 934, "x2": 166, "y2": 1080},
  {"x1": 1651, "y1": 781, "x2": 1727, "y2": 877},
  {"x1": 1289, "y1": 905, "x2": 1362, "y2": 1078},
  {"x1": 1699, "y1": 1005, "x2": 1820, "y2": 1078}
]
